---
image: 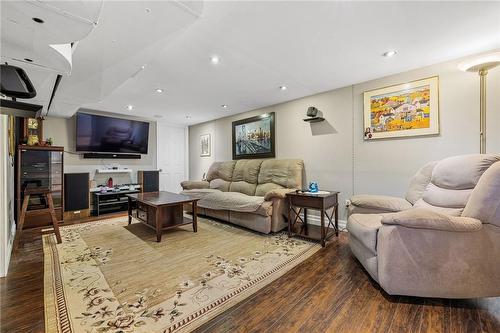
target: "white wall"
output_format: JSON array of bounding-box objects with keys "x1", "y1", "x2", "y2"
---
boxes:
[
  {"x1": 43, "y1": 109, "x2": 158, "y2": 185},
  {"x1": 44, "y1": 111, "x2": 190, "y2": 194},
  {"x1": 1, "y1": 115, "x2": 16, "y2": 277},
  {"x1": 188, "y1": 52, "x2": 500, "y2": 221}
]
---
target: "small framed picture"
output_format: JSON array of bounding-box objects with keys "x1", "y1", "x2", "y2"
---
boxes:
[
  {"x1": 200, "y1": 134, "x2": 211, "y2": 157},
  {"x1": 363, "y1": 76, "x2": 439, "y2": 140}
]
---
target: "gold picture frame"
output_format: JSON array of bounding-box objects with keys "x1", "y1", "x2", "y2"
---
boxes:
[{"x1": 363, "y1": 76, "x2": 440, "y2": 140}]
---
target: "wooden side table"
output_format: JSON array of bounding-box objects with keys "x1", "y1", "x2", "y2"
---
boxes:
[{"x1": 286, "y1": 191, "x2": 339, "y2": 247}]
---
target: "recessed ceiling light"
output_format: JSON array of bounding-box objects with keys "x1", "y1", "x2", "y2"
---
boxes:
[
  {"x1": 185, "y1": 115, "x2": 191, "y2": 119},
  {"x1": 279, "y1": 85, "x2": 287, "y2": 91},
  {"x1": 24, "y1": 58, "x2": 33, "y2": 62},
  {"x1": 221, "y1": 104, "x2": 228, "y2": 108},
  {"x1": 383, "y1": 50, "x2": 397, "y2": 57},
  {"x1": 126, "y1": 104, "x2": 134, "y2": 111},
  {"x1": 145, "y1": 8, "x2": 151, "y2": 13},
  {"x1": 155, "y1": 88, "x2": 164, "y2": 93},
  {"x1": 210, "y1": 55, "x2": 220, "y2": 65},
  {"x1": 141, "y1": 64, "x2": 147, "y2": 70},
  {"x1": 32, "y1": 17, "x2": 44, "y2": 24}
]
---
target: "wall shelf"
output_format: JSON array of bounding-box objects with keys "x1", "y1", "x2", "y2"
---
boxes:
[{"x1": 303, "y1": 117, "x2": 325, "y2": 123}]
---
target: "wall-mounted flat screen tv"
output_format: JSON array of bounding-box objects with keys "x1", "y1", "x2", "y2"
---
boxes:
[{"x1": 75, "y1": 112, "x2": 149, "y2": 154}]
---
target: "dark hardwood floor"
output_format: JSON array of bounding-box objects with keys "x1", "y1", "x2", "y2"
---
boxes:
[{"x1": 1, "y1": 219, "x2": 499, "y2": 333}]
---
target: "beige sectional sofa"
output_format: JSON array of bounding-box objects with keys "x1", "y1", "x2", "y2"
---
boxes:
[
  {"x1": 180, "y1": 159, "x2": 304, "y2": 234},
  {"x1": 347, "y1": 154, "x2": 500, "y2": 298}
]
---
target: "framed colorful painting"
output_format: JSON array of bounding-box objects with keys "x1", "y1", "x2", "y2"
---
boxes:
[
  {"x1": 363, "y1": 76, "x2": 439, "y2": 140},
  {"x1": 232, "y1": 112, "x2": 275, "y2": 160}
]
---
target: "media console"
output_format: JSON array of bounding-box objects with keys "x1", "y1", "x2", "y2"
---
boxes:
[{"x1": 93, "y1": 189, "x2": 140, "y2": 216}]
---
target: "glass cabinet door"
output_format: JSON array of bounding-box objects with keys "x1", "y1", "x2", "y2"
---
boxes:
[
  {"x1": 50, "y1": 150, "x2": 63, "y2": 208},
  {"x1": 20, "y1": 149, "x2": 63, "y2": 210}
]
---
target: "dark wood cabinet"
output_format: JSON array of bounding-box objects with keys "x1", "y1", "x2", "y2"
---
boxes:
[{"x1": 16, "y1": 145, "x2": 64, "y2": 228}]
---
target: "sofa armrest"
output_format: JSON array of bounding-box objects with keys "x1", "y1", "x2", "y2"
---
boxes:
[
  {"x1": 264, "y1": 188, "x2": 296, "y2": 201},
  {"x1": 381, "y1": 208, "x2": 482, "y2": 232},
  {"x1": 180, "y1": 180, "x2": 209, "y2": 190},
  {"x1": 350, "y1": 194, "x2": 412, "y2": 213}
]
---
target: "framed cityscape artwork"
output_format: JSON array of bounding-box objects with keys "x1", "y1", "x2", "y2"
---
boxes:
[
  {"x1": 200, "y1": 133, "x2": 211, "y2": 157},
  {"x1": 363, "y1": 76, "x2": 440, "y2": 140},
  {"x1": 232, "y1": 112, "x2": 275, "y2": 160}
]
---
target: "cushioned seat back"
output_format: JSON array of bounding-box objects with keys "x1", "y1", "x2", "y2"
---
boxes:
[
  {"x1": 462, "y1": 161, "x2": 500, "y2": 226},
  {"x1": 413, "y1": 154, "x2": 500, "y2": 216},
  {"x1": 229, "y1": 159, "x2": 263, "y2": 196},
  {"x1": 405, "y1": 161, "x2": 438, "y2": 204},
  {"x1": 206, "y1": 161, "x2": 236, "y2": 192},
  {"x1": 255, "y1": 159, "x2": 304, "y2": 196}
]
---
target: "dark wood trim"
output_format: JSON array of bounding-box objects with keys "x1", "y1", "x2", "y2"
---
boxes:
[
  {"x1": 16, "y1": 145, "x2": 65, "y2": 229},
  {"x1": 17, "y1": 144, "x2": 64, "y2": 151},
  {"x1": 232, "y1": 112, "x2": 275, "y2": 160}
]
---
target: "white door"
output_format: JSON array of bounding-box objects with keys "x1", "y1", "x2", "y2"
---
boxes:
[{"x1": 156, "y1": 122, "x2": 187, "y2": 193}]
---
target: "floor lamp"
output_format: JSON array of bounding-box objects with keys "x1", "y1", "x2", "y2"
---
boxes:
[{"x1": 459, "y1": 52, "x2": 500, "y2": 154}]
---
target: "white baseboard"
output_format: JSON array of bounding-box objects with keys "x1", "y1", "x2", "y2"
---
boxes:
[{"x1": 1, "y1": 222, "x2": 16, "y2": 277}]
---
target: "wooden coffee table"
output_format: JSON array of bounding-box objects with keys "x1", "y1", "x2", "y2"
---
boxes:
[{"x1": 127, "y1": 191, "x2": 199, "y2": 242}]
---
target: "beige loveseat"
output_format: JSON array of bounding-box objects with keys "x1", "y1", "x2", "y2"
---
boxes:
[
  {"x1": 347, "y1": 154, "x2": 500, "y2": 298},
  {"x1": 180, "y1": 159, "x2": 304, "y2": 234}
]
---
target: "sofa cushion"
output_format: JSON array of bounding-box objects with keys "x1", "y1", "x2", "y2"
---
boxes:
[
  {"x1": 405, "y1": 161, "x2": 437, "y2": 204},
  {"x1": 210, "y1": 179, "x2": 231, "y2": 192},
  {"x1": 415, "y1": 154, "x2": 500, "y2": 214},
  {"x1": 255, "y1": 159, "x2": 303, "y2": 196},
  {"x1": 350, "y1": 194, "x2": 412, "y2": 212},
  {"x1": 381, "y1": 208, "x2": 482, "y2": 232},
  {"x1": 255, "y1": 182, "x2": 286, "y2": 197},
  {"x1": 229, "y1": 181, "x2": 257, "y2": 196},
  {"x1": 180, "y1": 189, "x2": 222, "y2": 200},
  {"x1": 422, "y1": 183, "x2": 473, "y2": 209},
  {"x1": 229, "y1": 159, "x2": 263, "y2": 196},
  {"x1": 347, "y1": 214, "x2": 383, "y2": 255},
  {"x1": 198, "y1": 191, "x2": 271, "y2": 216},
  {"x1": 463, "y1": 161, "x2": 500, "y2": 226},
  {"x1": 231, "y1": 159, "x2": 263, "y2": 183},
  {"x1": 206, "y1": 161, "x2": 236, "y2": 182},
  {"x1": 180, "y1": 180, "x2": 210, "y2": 190},
  {"x1": 431, "y1": 154, "x2": 500, "y2": 190},
  {"x1": 413, "y1": 198, "x2": 463, "y2": 216}
]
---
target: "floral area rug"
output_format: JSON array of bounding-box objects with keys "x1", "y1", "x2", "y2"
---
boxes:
[{"x1": 43, "y1": 216, "x2": 320, "y2": 333}]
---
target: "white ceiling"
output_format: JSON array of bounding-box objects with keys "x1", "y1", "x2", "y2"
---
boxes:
[
  {"x1": 3, "y1": 1, "x2": 500, "y2": 125},
  {"x1": 1, "y1": 1, "x2": 102, "y2": 73}
]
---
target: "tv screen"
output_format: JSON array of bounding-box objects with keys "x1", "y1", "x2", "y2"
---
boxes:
[{"x1": 75, "y1": 113, "x2": 149, "y2": 154}]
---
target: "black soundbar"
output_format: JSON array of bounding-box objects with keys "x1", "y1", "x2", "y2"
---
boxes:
[{"x1": 83, "y1": 153, "x2": 141, "y2": 159}]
